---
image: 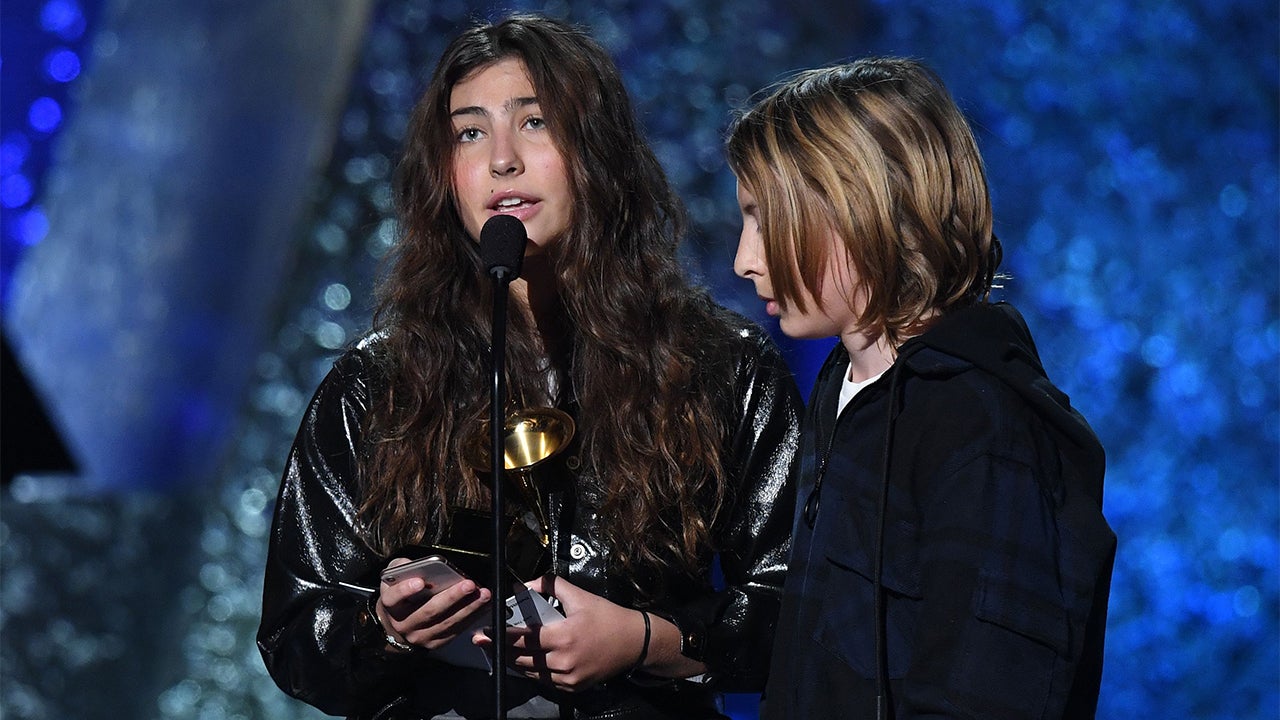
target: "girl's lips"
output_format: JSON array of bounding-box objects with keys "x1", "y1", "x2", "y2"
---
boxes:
[
  {"x1": 487, "y1": 191, "x2": 539, "y2": 210},
  {"x1": 488, "y1": 200, "x2": 539, "y2": 223}
]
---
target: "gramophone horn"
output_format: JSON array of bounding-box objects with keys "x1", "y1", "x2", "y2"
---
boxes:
[
  {"x1": 466, "y1": 406, "x2": 575, "y2": 471},
  {"x1": 465, "y1": 406, "x2": 575, "y2": 546}
]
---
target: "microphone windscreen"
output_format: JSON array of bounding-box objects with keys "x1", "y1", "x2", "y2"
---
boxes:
[{"x1": 480, "y1": 215, "x2": 527, "y2": 280}]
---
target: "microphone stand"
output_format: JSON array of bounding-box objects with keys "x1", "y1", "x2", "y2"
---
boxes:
[
  {"x1": 489, "y1": 268, "x2": 512, "y2": 720},
  {"x1": 480, "y1": 213, "x2": 525, "y2": 720}
]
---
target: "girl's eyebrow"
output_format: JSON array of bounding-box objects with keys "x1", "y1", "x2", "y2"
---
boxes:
[{"x1": 450, "y1": 96, "x2": 539, "y2": 119}]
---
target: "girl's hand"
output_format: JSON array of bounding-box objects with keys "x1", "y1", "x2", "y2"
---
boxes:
[
  {"x1": 377, "y1": 557, "x2": 492, "y2": 651},
  {"x1": 475, "y1": 575, "x2": 648, "y2": 692}
]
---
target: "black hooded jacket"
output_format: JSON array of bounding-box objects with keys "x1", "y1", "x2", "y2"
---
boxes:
[{"x1": 763, "y1": 302, "x2": 1116, "y2": 720}]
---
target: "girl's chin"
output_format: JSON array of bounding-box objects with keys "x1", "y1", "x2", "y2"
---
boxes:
[{"x1": 523, "y1": 231, "x2": 566, "y2": 256}]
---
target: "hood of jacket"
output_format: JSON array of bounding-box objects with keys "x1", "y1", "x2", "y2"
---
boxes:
[{"x1": 901, "y1": 301, "x2": 1105, "y2": 505}]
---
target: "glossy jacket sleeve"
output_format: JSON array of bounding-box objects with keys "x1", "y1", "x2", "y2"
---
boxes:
[
  {"x1": 668, "y1": 326, "x2": 802, "y2": 692},
  {"x1": 256, "y1": 349, "x2": 414, "y2": 716}
]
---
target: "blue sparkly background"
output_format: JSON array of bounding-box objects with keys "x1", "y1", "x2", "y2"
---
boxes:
[{"x1": 1, "y1": 1, "x2": 1276, "y2": 719}]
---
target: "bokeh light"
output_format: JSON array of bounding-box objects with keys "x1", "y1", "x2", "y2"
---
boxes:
[{"x1": 0, "y1": 1, "x2": 1275, "y2": 719}]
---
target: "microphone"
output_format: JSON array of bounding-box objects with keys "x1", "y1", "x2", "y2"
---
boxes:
[{"x1": 480, "y1": 214, "x2": 527, "y2": 282}]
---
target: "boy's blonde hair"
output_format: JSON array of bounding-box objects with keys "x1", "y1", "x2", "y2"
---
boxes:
[{"x1": 726, "y1": 57, "x2": 1001, "y2": 344}]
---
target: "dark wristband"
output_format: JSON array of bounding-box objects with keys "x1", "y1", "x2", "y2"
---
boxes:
[{"x1": 626, "y1": 610, "x2": 652, "y2": 678}]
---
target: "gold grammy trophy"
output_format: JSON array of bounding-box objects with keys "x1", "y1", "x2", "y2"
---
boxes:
[{"x1": 431, "y1": 406, "x2": 575, "y2": 590}]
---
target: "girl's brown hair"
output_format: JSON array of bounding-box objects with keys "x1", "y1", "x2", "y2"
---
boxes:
[{"x1": 360, "y1": 14, "x2": 733, "y2": 591}]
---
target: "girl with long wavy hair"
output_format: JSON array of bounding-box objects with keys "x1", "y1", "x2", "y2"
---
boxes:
[{"x1": 258, "y1": 14, "x2": 800, "y2": 720}]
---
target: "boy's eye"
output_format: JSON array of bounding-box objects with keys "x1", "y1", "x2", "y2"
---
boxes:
[
  {"x1": 457, "y1": 127, "x2": 483, "y2": 143},
  {"x1": 524, "y1": 116, "x2": 545, "y2": 130}
]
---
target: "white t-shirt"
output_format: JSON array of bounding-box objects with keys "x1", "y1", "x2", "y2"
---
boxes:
[{"x1": 837, "y1": 367, "x2": 886, "y2": 416}]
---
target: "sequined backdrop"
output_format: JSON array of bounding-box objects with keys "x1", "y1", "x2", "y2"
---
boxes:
[{"x1": 1, "y1": 0, "x2": 1276, "y2": 718}]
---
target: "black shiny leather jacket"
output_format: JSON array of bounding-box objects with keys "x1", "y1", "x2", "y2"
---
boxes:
[{"x1": 257, "y1": 307, "x2": 801, "y2": 719}]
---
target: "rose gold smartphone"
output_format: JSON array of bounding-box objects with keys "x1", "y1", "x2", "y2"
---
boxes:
[{"x1": 379, "y1": 555, "x2": 467, "y2": 591}]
